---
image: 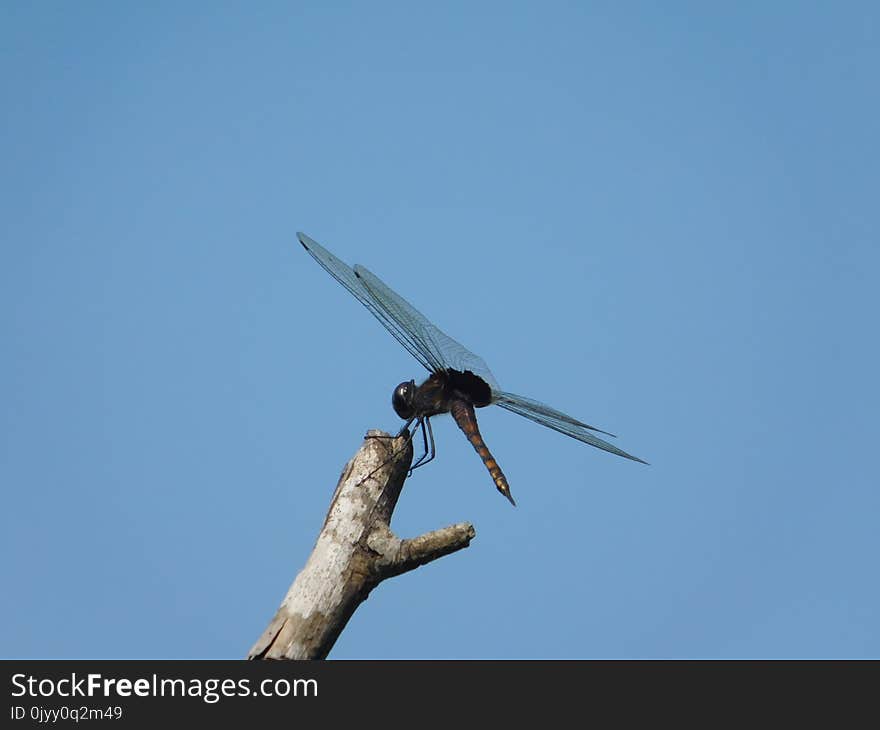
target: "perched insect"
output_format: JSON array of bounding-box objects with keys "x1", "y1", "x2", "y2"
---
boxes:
[{"x1": 299, "y1": 232, "x2": 645, "y2": 505}]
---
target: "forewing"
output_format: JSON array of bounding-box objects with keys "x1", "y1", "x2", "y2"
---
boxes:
[
  {"x1": 298, "y1": 232, "x2": 435, "y2": 372},
  {"x1": 353, "y1": 263, "x2": 500, "y2": 389},
  {"x1": 493, "y1": 390, "x2": 647, "y2": 463}
]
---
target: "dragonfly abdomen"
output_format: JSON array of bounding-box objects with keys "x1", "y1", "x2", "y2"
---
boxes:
[{"x1": 449, "y1": 399, "x2": 516, "y2": 506}]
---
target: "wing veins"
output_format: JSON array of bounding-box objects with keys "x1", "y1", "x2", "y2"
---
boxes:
[
  {"x1": 493, "y1": 390, "x2": 647, "y2": 464},
  {"x1": 298, "y1": 233, "x2": 435, "y2": 372}
]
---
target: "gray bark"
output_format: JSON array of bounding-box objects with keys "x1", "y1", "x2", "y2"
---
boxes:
[{"x1": 248, "y1": 429, "x2": 476, "y2": 660}]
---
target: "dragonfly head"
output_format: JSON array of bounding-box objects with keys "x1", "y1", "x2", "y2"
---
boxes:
[{"x1": 392, "y1": 380, "x2": 418, "y2": 420}]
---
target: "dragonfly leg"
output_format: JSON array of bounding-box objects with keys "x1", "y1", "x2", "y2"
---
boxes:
[
  {"x1": 410, "y1": 417, "x2": 437, "y2": 473},
  {"x1": 388, "y1": 416, "x2": 427, "y2": 474},
  {"x1": 408, "y1": 418, "x2": 429, "y2": 472},
  {"x1": 368, "y1": 417, "x2": 436, "y2": 477},
  {"x1": 396, "y1": 416, "x2": 417, "y2": 440}
]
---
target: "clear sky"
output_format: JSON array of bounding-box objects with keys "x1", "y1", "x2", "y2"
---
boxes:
[{"x1": 2, "y1": 2, "x2": 877, "y2": 659}]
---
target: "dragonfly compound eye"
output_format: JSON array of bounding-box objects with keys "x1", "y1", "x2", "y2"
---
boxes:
[{"x1": 392, "y1": 381, "x2": 416, "y2": 420}]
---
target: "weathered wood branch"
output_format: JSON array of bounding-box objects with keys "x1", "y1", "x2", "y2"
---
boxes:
[{"x1": 248, "y1": 429, "x2": 476, "y2": 660}]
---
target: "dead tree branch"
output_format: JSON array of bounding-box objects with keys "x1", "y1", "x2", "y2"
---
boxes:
[{"x1": 248, "y1": 429, "x2": 476, "y2": 660}]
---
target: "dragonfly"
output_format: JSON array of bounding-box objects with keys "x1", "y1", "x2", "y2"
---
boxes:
[{"x1": 298, "y1": 232, "x2": 646, "y2": 506}]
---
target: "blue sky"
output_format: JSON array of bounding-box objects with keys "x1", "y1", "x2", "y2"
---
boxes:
[{"x1": 2, "y1": 2, "x2": 877, "y2": 659}]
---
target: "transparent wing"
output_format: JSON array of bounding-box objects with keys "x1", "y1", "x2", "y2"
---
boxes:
[
  {"x1": 354, "y1": 264, "x2": 499, "y2": 389},
  {"x1": 493, "y1": 390, "x2": 647, "y2": 463},
  {"x1": 298, "y1": 232, "x2": 499, "y2": 387},
  {"x1": 298, "y1": 232, "x2": 435, "y2": 372}
]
